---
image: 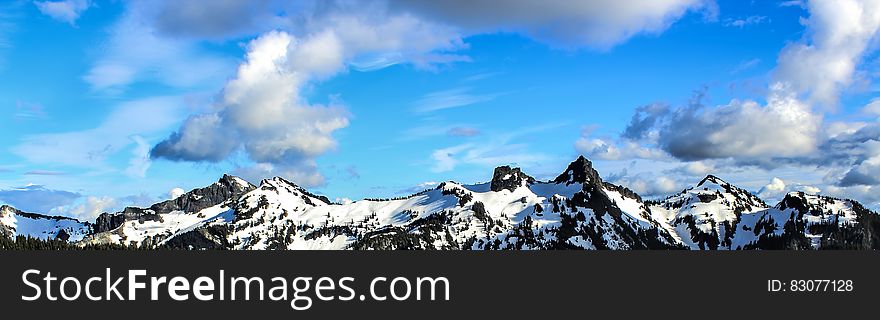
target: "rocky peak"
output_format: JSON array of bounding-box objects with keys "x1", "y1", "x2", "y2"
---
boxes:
[
  {"x1": 553, "y1": 156, "x2": 603, "y2": 186},
  {"x1": 258, "y1": 176, "x2": 331, "y2": 205},
  {"x1": 697, "y1": 175, "x2": 728, "y2": 188},
  {"x1": 490, "y1": 166, "x2": 535, "y2": 192},
  {"x1": 0, "y1": 204, "x2": 15, "y2": 216},
  {"x1": 148, "y1": 174, "x2": 256, "y2": 214}
]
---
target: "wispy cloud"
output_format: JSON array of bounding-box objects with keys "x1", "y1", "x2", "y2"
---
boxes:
[
  {"x1": 446, "y1": 126, "x2": 481, "y2": 137},
  {"x1": 730, "y1": 58, "x2": 761, "y2": 75},
  {"x1": 429, "y1": 123, "x2": 566, "y2": 173},
  {"x1": 779, "y1": 1, "x2": 805, "y2": 8},
  {"x1": 34, "y1": 0, "x2": 92, "y2": 25},
  {"x1": 12, "y1": 96, "x2": 184, "y2": 170},
  {"x1": 0, "y1": 185, "x2": 81, "y2": 214},
  {"x1": 0, "y1": 1, "x2": 23, "y2": 67},
  {"x1": 723, "y1": 15, "x2": 769, "y2": 28},
  {"x1": 83, "y1": 1, "x2": 234, "y2": 93},
  {"x1": 413, "y1": 87, "x2": 506, "y2": 113},
  {"x1": 13, "y1": 100, "x2": 47, "y2": 119},
  {"x1": 24, "y1": 170, "x2": 66, "y2": 176}
]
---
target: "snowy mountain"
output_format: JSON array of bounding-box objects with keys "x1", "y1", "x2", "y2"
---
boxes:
[
  {"x1": 648, "y1": 175, "x2": 769, "y2": 250},
  {"x1": 2, "y1": 156, "x2": 879, "y2": 250},
  {"x1": 0, "y1": 205, "x2": 90, "y2": 242}
]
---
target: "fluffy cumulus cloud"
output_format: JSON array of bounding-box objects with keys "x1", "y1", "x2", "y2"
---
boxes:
[
  {"x1": 656, "y1": 84, "x2": 821, "y2": 161},
  {"x1": 575, "y1": 85, "x2": 822, "y2": 164},
  {"x1": 168, "y1": 188, "x2": 185, "y2": 200},
  {"x1": 775, "y1": 0, "x2": 880, "y2": 107},
  {"x1": 759, "y1": 177, "x2": 788, "y2": 200},
  {"x1": 568, "y1": 0, "x2": 880, "y2": 209},
  {"x1": 34, "y1": 0, "x2": 91, "y2": 25},
  {"x1": 839, "y1": 140, "x2": 880, "y2": 186},
  {"x1": 151, "y1": 16, "x2": 462, "y2": 185},
  {"x1": 610, "y1": 175, "x2": 681, "y2": 197},
  {"x1": 68, "y1": 195, "x2": 116, "y2": 221},
  {"x1": 138, "y1": 0, "x2": 713, "y2": 185},
  {"x1": 149, "y1": 1, "x2": 473, "y2": 186}
]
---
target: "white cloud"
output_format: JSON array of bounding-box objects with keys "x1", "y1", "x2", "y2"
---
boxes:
[
  {"x1": 69, "y1": 195, "x2": 116, "y2": 221},
  {"x1": 611, "y1": 175, "x2": 681, "y2": 197},
  {"x1": 864, "y1": 98, "x2": 880, "y2": 116},
  {"x1": 83, "y1": 1, "x2": 233, "y2": 92},
  {"x1": 152, "y1": 5, "x2": 471, "y2": 186},
  {"x1": 780, "y1": 1, "x2": 806, "y2": 8},
  {"x1": 802, "y1": 185, "x2": 822, "y2": 194},
  {"x1": 839, "y1": 140, "x2": 880, "y2": 186},
  {"x1": 431, "y1": 144, "x2": 473, "y2": 172},
  {"x1": 824, "y1": 184, "x2": 880, "y2": 208},
  {"x1": 649, "y1": 83, "x2": 821, "y2": 161},
  {"x1": 730, "y1": 58, "x2": 761, "y2": 74},
  {"x1": 775, "y1": 0, "x2": 880, "y2": 107},
  {"x1": 575, "y1": 136, "x2": 668, "y2": 161},
  {"x1": 124, "y1": 135, "x2": 152, "y2": 178},
  {"x1": 34, "y1": 0, "x2": 90, "y2": 25},
  {"x1": 430, "y1": 136, "x2": 554, "y2": 173},
  {"x1": 683, "y1": 161, "x2": 714, "y2": 176},
  {"x1": 168, "y1": 187, "x2": 185, "y2": 200},
  {"x1": 759, "y1": 177, "x2": 787, "y2": 199},
  {"x1": 414, "y1": 88, "x2": 505, "y2": 113},
  {"x1": 724, "y1": 15, "x2": 768, "y2": 28}
]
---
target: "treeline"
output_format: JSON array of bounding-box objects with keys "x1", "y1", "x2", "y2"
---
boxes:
[{"x1": 0, "y1": 235, "x2": 133, "y2": 250}]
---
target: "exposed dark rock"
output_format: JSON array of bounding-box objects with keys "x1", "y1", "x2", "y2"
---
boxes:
[
  {"x1": 490, "y1": 166, "x2": 535, "y2": 192},
  {"x1": 697, "y1": 193, "x2": 718, "y2": 203},
  {"x1": 94, "y1": 212, "x2": 126, "y2": 234},
  {"x1": 162, "y1": 224, "x2": 230, "y2": 250},
  {"x1": 553, "y1": 155, "x2": 603, "y2": 186},
  {"x1": 149, "y1": 174, "x2": 256, "y2": 214},
  {"x1": 55, "y1": 229, "x2": 70, "y2": 242},
  {"x1": 777, "y1": 192, "x2": 809, "y2": 213}
]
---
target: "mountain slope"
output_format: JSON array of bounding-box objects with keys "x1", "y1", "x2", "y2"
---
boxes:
[
  {"x1": 2, "y1": 156, "x2": 879, "y2": 250},
  {"x1": 164, "y1": 156, "x2": 681, "y2": 250},
  {"x1": 0, "y1": 205, "x2": 90, "y2": 241},
  {"x1": 648, "y1": 175, "x2": 768, "y2": 249}
]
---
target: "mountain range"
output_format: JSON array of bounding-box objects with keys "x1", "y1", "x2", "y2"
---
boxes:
[{"x1": 2, "y1": 156, "x2": 878, "y2": 250}]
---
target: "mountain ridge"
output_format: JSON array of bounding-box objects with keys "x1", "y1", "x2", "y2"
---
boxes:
[{"x1": 2, "y1": 156, "x2": 878, "y2": 250}]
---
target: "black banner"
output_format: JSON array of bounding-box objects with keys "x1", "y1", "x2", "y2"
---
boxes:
[{"x1": 0, "y1": 251, "x2": 875, "y2": 318}]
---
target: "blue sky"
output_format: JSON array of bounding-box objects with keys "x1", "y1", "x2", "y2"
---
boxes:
[{"x1": 2, "y1": 0, "x2": 880, "y2": 220}]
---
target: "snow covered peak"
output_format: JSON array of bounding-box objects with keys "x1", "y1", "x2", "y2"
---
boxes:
[
  {"x1": 775, "y1": 191, "x2": 848, "y2": 214},
  {"x1": 148, "y1": 174, "x2": 256, "y2": 214},
  {"x1": 697, "y1": 174, "x2": 727, "y2": 188},
  {"x1": 553, "y1": 155, "x2": 602, "y2": 186},
  {"x1": 259, "y1": 176, "x2": 298, "y2": 189},
  {"x1": 254, "y1": 176, "x2": 331, "y2": 206},
  {"x1": 0, "y1": 205, "x2": 90, "y2": 242},
  {"x1": 220, "y1": 174, "x2": 253, "y2": 190},
  {"x1": 490, "y1": 166, "x2": 535, "y2": 192}
]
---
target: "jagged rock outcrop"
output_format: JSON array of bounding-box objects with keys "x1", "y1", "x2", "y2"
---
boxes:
[
  {"x1": 150, "y1": 174, "x2": 256, "y2": 214},
  {"x1": 490, "y1": 166, "x2": 535, "y2": 192},
  {"x1": 554, "y1": 155, "x2": 603, "y2": 186}
]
